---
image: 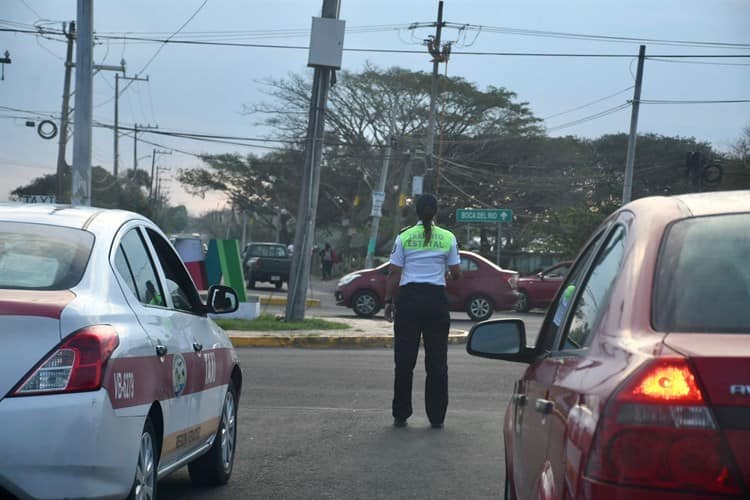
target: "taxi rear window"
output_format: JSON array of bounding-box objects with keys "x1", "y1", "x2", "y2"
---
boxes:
[
  {"x1": 0, "y1": 222, "x2": 94, "y2": 290},
  {"x1": 653, "y1": 213, "x2": 750, "y2": 333}
]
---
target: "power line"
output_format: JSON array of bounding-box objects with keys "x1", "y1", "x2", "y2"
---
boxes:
[
  {"x1": 4, "y1": 27, "x2": 750, "y2": 59},
  {"x1": 546, "y1": 103, "x2": 631, "y2": 132},
  {"x1": 466, "y1": 24, "x2": 750, "y2": 50},
  {"x1": 639, "y1": 99, "x2": 750, "y2": 104},
  {"x1": 648, "y1": 57, "x2": 750, "y2": 67},
  {"x1": 135, "y1": 0, "x2": 209, "y2": 76},
  {"x1": 15, "y1": 0, "x2": 42, "y2": 20},
  {"x1": 542, "y1": 86, "x2": 634, "y2": 120}
]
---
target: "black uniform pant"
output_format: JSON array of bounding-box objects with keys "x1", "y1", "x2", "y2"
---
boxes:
[{"x1": 392, "y1": 283, "x2": 450, "y2": 424}]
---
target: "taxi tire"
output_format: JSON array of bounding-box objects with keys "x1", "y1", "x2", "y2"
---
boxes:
[
  {"x1": 128, "y1": 417, "x2": 158, "y2": 500},
  {"x1": 188, "y1": 382, "x2": 237, "y2": 486}
]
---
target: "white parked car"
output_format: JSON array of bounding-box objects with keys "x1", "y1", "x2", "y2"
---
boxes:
[{"x1": 0, "y1": 204, "x2": 242, "y2": 499}]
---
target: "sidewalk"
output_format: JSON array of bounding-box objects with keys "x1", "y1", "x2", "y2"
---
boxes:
[
  {"x1": 229, "y1": 275, "x2": 468, "y2": 347},
  {"x1": 225, "y1": 316, "x2": 468, "y2": 348}
]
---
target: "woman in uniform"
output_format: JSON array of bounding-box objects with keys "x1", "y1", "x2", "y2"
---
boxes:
[{"x1": 384, "y1": 194, "x2": 462, "y2": 428}]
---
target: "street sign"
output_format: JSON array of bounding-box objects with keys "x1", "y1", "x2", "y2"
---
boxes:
[
  {"x1": 412, "y1": 176, "x2": 423, "y2": 196},
  {"x1": 371, "y1": 191, "x2": 386, "y2": 217},
  {"x1": 456, "y1": 208, "x2": 513, "y2": 223}
]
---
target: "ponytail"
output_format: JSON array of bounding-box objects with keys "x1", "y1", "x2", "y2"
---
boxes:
[
  {"x1": 421, "y1": 212, "x2": 434, "y2": 245},
  {"x1": 415, "y1": 193, "x2": 438, "y2": 246}
]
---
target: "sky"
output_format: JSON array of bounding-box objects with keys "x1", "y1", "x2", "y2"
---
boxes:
[{"x1": 1, "y1": 0, "x2": 749, "y2": 215}]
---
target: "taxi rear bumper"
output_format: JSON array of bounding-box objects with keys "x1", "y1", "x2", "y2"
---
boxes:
[{"x1": 0, "y1": 389, "x2": 143, "y2": 500}]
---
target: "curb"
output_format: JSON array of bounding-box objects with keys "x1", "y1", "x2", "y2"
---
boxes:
[
  {"x1": 258, "y1": 296, "x2": 321, "y2": 307},
  {"x1": 228, "y1": 331, "x2": 468, "y2": 348}
]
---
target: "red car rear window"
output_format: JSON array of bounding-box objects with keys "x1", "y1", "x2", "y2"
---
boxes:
[
  {"x1": 653, "y1": 213, "x2": 750, "y2": 333},
  {"x1": 0, "y1": 222, "x2": 94, "y2": 290}
]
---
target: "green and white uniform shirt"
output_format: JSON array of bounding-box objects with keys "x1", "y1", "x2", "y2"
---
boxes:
[{"x1": 390, "y1": 223, "x2": 460, "y2": 287}]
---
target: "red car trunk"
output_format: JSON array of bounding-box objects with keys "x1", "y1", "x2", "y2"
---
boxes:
[{"x1": 665, "y1": 334, "x2": 750, "y2": 490}]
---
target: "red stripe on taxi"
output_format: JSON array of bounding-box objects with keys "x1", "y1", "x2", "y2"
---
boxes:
[
  {"x1": 0, "y1": 289, "x2": 75, "y2": 319},
  {"x1": 103, "y1": 348, "x2": 235, "y2": 409}
]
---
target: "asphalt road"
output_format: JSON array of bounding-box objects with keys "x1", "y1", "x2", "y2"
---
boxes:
[{"x1": 159, "y1": 346, "x2": 528, "y2": 499}]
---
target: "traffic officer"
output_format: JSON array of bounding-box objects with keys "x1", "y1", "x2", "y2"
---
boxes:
[{"x1": 384, "y1": 193, "x2": 461, "y2": 428}]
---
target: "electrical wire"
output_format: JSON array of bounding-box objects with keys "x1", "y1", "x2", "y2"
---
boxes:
[
  {"x1": 639, "y1": 99, "x2": 750, "y2": 104},
  {"x1": 4, "y1": 26, "x2": 750, "y2": 59},
  {"x1": 648, "y1": 57, "x2": 750, "y2": 67},
  {"x1": 16, "y1": 0, "x2": 42, "y2": 20},
  {"x1": 546, "y1": 103, "x2": 631, "y2": 132},
  {"x1": 542, "y1": 86, "x2": 634, "y2": 120}
]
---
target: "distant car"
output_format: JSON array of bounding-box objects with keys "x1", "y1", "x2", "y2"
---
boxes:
[
  {"x1": 515, "y1": 261, "x2": 571, "y2": 312},
  {"x1": 335, "y1": 250, "x2": 519, "y2": 321},
  {"x1": 242, "y1": 242, "x2": 291, "y2": 290},
  {"x1": 0, "y1": 205, "x2": 243, "y2": 500},
  {"x1": 466, "y1": 191, "x2": 750, "y2": 500}
]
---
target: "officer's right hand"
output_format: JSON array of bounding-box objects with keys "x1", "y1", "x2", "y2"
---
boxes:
[{"x1": 384, "y1": 303, "x2": 395, "y2": 323}]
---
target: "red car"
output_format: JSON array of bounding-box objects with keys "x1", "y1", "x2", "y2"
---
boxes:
[
  {"x1": 515, "y1": 261, "x2": 572, "y2": 312},
  {"x1": 335, "y1": 250, "x2": 519, "y2": 321},
  {"x1": 467, "y1": 191, "x2": 750, "y2": 499}
]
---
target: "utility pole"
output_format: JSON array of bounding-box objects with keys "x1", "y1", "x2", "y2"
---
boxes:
[
  {"x1": 622, "y1": 45, "x2": 646, "y2": 205},
  {"x1": 71, "y1": 0, "x2": 93, "y2": 206},
  {"x1": 150, "y1": 149, "x2": 172, "y2": 200},
  {"x1": 365, "y1": 137, "x2": 395, "y2": 269},
  {"x1": 56, "y1": 21, "x2": 75, "y2": 202},
  {"x1": 133, "y1": 123, "x2": 158, "y2": 171},
  {"x1": 424, "y1": 0, "x2": 445, "y2": 187},
  {"x1": 286, "y1": 0, "x2": 344, "y2": 321},
  {"x1": 115, "y1": 74, "x2": 148, "y2": 177},
  {"x1": 392, "y1": 150, "x2": 417, "y2": 240}
]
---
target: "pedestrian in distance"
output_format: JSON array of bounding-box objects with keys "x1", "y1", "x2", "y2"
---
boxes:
[
  {"x1": 384, "y1": 193, "x2": 462, "y2": 429},
  {"x1": 320, "y1": 242, "x2": 335, "y2": 280}
]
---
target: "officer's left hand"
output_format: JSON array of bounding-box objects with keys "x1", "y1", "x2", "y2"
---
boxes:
[{"x1": 384, "y1": 303, "x2": 395, "y2": 323}]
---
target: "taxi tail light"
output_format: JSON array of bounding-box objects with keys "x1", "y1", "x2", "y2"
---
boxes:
[
  {"x1": 11, "y1": 325, "x2": 119, "y2": 396},
  {"x1": 585, "y1": 358, "x2": 742, "y2": 496}
]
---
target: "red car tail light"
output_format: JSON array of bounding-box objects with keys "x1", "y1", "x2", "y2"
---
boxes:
[
  {"x1": 586, "y1": 358, "x2": 742, "y2": 496},
  {"x1": 11, "y1": 325, "x2": 119, "y2": 396},
  {"x1": 507, "y1": 274, "x2": 518, "y2": 289}
]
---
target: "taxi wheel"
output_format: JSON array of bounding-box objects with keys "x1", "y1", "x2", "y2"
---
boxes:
[
  {"x1": 466, "y1": 295, "x2": 494, "y2": 322},
  {"x1": 128, "y1": 417, "x2": 158, "y2": 500},
  {"x1": 189, "y1": 382, "x2": 237, "y2": 486}
]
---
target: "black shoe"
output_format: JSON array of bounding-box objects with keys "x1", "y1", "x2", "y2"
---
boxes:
[
  {"x1": 393, "y1": 418, "x2": 407, "y2": 428},
  {"x1": 430, "y1": 422, "x2": 444, "y2": 429}
]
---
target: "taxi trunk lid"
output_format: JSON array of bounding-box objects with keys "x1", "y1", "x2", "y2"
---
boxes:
[
  {"x1": 0, "y1": 290, "x2": 72, "y2": 399},
  {"x1": 665, "y1": 333, "x2": 750, "y2": 489}
]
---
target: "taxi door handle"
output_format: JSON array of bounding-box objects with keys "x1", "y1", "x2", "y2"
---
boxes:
[
  {"x1": 512, "y1": 394, "x2": 527, "y2": 406},
  {"x1": 155, "y1": 344, "x2": 168, "y2": 357},
  {"x1": 535, "y1": 399, "x2": 554, "y2": 414},
  {"x1": 193, "y1": 341, "x2": 204, "y2": 352}
]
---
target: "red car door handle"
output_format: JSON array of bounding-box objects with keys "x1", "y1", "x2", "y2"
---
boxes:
[
  {"x1": 512, "y1": 394, "x2": 527, "y2": 406},
  {"x1": 535, "y1": 399, "x2": 554, "y2": 414}
]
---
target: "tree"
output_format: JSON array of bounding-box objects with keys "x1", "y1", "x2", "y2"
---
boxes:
[{"x1": 244, "y1": 64, "x2": 543, "y2": 254}]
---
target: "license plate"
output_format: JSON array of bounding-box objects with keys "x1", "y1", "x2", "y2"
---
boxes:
[{"x1": 271, "y1": 275, "x2": 281, "y2": 282}]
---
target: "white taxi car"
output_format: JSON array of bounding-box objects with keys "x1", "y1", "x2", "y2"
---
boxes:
[{"x1": 0, "y1": 204, "x2": 243, "y2": 499}]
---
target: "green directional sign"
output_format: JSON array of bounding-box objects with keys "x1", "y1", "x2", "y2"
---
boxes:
[{"x1": 456, "y1": 208, "x2": 513, "y2": 223}]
